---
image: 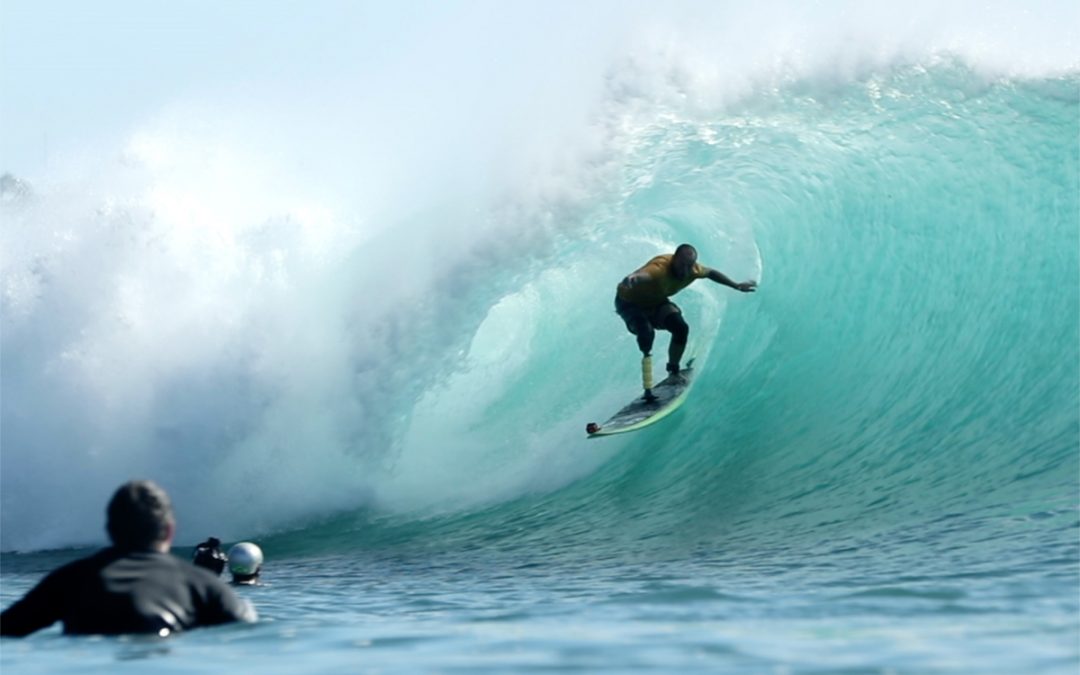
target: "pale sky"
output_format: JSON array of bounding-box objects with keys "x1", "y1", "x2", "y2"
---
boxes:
[
  {"x1": 2, "y1": 1, "x2": 1076, "y2": 180},
  {"x1": 0, "y1": 1, "x2": 635, "y2": 179}
]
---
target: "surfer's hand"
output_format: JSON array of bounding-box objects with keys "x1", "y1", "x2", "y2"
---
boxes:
[{"x1": 736, "y1": 280, "x2": 757, "y2": 293}]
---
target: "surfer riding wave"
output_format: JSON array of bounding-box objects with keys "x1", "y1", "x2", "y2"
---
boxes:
[{"x1": 615, "y1": 244, "x2": 756, "y2": 402}]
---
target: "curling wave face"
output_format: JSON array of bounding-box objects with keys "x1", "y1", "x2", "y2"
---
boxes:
[
  {"x1": 1, "y1": 57, "x2": 1077, "y2": 562},
  {"x1": 273, "y1": 60, "x2": 1079, "y2": 564}
]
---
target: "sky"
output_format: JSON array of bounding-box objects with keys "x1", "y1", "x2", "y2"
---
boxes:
[
  {"x1": 0, "y1": 1, "x2": 635, "y2": 182},
  {"x1": 1, "y1": 1, "x2": 1077, "y2": 183}
]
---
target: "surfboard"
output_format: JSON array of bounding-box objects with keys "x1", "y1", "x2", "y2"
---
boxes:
[{"x1": 586, "y1": 359, "x2": 695, "y2": 437}]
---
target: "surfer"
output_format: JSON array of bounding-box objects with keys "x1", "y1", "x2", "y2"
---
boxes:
[
  {"x1": 192, "y1": 536, "x2": 228, "y2": 576},
  {"x1": 0, "y1": 480, "x2": 257, "y2": 637},
  {"x1": 616, "y1": 244, "x2": 756, "y2": 401}
]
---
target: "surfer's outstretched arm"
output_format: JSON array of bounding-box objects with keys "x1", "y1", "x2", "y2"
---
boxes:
[{"x1": 706, "y1": 268, "x2": 757, "y2": 293}]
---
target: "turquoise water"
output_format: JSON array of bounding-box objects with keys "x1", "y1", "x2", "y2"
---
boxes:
[{"x1": 2, "y1": 58, "x2": 1078, "y2": 672}]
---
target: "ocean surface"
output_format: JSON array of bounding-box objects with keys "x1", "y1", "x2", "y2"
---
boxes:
[{"x1": 2, "y1": 26, "x2": 1078, "y2": 675}]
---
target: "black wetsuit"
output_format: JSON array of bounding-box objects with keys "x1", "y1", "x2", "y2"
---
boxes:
[
  {"x1": 192, "y1": 540, "x2": 228, "y2": 576},
  {"x1": 0, "y1": 547, "x2": 255, "y2": 637}
]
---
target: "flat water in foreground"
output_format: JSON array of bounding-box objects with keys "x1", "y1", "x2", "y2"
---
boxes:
[{"x1": 3, "y1": 513, "x2": 1076, "y2": 674}]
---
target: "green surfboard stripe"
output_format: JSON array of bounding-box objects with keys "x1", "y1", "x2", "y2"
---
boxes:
[
  {"x1": 587, "y1": 357, "x2": 697, "y2": 438},
  {"x1": 587, "y1": 383, "x2": 692, "y2": 437}
]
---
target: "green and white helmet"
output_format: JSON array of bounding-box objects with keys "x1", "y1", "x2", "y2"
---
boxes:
[{"x1": 227, "y1": 542, "x2": 264, "y2": 576}]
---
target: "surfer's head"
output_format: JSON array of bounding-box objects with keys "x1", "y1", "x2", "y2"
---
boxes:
[
  {"x1": 106, "y1": 480, "x2": 176, "y2": 552},
  {"x1": 228, "y1": 542, "x2": 264, "y2": 585},
  {"x1": 672, "y1": 244, "x2": 698, "y2": 280}
]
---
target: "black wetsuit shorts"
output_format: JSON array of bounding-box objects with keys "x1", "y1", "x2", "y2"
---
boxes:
[{"x1": 614, "y1": 296, "x2": 682, "y2": 334}]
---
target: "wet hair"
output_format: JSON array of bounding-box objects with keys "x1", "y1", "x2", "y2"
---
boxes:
[
  {"x1": 674, "y1": 243, "x2": 697, "y2": 260},
  {"x1": 106, "y1": 480, "x2": 175, "y2": 550}
]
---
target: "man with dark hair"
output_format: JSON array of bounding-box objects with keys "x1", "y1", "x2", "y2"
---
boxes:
[
  {"x1": 616, "y1": 244, "x2": 757, "y2": 401},
  {"x1": 0, "y1": 480, "x2": 256, "y2": 637},
  {"x1": 106, "y1": 480, "x2": 175, "y2": 549}
]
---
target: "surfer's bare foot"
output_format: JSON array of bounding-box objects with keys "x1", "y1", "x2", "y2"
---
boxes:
[{"x1": 643, "y1": 390, "x2": 658, "y2": 403}]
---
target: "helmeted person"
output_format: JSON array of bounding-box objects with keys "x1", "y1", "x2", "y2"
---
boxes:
[
  {"x1": 616, "y1": 243, "x2": 757, "y2": 401},
  {"x1": 227, "y1": 542, "x2": 264, "y2": 586},
  {"x1": 0, "y1": 480, "x2": 257, "y2": 637}
]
